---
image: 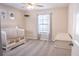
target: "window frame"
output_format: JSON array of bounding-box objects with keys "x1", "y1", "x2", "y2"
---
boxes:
[{"x1": 37, "y1": 14, "x2": 50, "y2": 34}]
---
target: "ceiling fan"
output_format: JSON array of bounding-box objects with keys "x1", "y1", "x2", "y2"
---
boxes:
[
  {"x1": 22, "y1": 3, "x2": 44, "y2": 10},
  {"x1": 27, "y1": 3, "x2": 44, "y2": 7}
]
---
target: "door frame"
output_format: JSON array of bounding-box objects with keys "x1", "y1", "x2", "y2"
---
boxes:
[
  {"x1": 71, "y1": 11, "x2": 79, "y2": 55},
  {"x1": 0, "y1": 12, "x2": 3, "y2": 56}
]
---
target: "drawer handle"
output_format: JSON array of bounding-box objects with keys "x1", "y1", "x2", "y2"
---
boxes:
[{"x1": 69, "y1": 43, "x2": 73, "y2": 46}]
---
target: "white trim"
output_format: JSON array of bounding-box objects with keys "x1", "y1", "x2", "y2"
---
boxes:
[{"x1": 74, "y1": 40, "x2": 79, "y2": 47}]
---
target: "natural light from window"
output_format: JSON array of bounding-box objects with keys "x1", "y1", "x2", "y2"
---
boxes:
[{"x1": 38, "y1": 14, "x2": 50, "y2": 34}]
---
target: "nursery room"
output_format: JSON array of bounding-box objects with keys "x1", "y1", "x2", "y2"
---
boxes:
[{"x1": 0, "y1": 3, "x2": 79, "y2": 56}]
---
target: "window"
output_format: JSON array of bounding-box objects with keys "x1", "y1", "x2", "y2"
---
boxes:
[{"x1": 38, "y1": 14, "x2": 50, "y2": 34}]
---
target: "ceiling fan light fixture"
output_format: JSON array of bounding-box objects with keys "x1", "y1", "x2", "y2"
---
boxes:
[{"x1": 27, "y1": 4, "x2": 34, "y2": 10}]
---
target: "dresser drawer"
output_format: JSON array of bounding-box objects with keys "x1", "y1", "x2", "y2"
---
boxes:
[{"x1": 54, "y1": 40, "x2": 72, "y2": 49}]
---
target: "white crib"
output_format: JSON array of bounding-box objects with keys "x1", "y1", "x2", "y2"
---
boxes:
[{"x1": 1, "y1": 27, "x2": 25, "y2": 52}]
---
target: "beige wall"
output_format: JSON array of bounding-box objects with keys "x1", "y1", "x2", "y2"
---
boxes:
[
  {"x1": 0, "y1": 4, "x2": 25, "y2": 29},
  {"x1": 25, "y1": 7, "x2": 68, "y2": 40},
  {"x1": 52, "y1": 7, "x2": 68, "y2": 39}
]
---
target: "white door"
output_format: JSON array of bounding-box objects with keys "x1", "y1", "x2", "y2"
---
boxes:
[
  {"x1": 38, "y1": 14, "x2": 50, "y2": 40},
  {"x1": 72, "y1": 13, "x2": 79, "y2": 56}
]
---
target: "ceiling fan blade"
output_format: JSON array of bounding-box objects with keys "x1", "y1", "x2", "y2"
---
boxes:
[
  {"x1": 36, "y1": 5, "x2": 44, "y2": 7},
  {"x1": 28, "y1": 3, "x2": 32, "y2": 6}
]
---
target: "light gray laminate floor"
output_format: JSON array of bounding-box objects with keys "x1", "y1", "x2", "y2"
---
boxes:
[{"x1": 4, "y1": 39, "x2": 71, "y2": 56}]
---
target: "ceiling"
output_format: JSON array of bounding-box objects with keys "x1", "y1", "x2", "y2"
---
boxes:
[{"x1": 3, "y1": 3, "x2": 69, "y2": 11}]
